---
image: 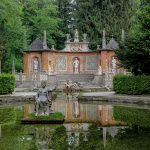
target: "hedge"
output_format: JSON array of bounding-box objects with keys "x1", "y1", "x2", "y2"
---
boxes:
[
  {"x1": 0, "y1": 74, "x2": 15, "y2": 94},
  {"x1": 113, "y1": 75, "x2": 150, "y2": 95},
  {"x1": 113, "y1": 106, "x2": 150, "y2": 127}
]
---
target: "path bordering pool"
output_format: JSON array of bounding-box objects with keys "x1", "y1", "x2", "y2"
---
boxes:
[{"x1": 78, "y1": 92, "x2": 150, "y2": 105}]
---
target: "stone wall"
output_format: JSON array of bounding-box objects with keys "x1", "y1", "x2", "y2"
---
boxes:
[{"x1": 23, "y1": 51, "x2": 101, "y2": 76}]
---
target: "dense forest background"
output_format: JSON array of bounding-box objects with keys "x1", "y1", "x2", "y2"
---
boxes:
[{"x1": 0, "y1": 0, "x2": 147, "y2": 73}]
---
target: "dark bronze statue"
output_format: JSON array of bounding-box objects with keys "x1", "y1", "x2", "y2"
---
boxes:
[{"x1": 35, "y1": 81, "x2": 52, "y2": 116}]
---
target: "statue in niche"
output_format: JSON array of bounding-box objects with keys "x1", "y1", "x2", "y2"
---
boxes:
[
  {"x1": 48, "y1": 61, "x2": 53, "y2": 75},
  {"x1": 73, "y1": 57, "x2": 79, "y2": 74},
  {"x1": 33, "y1": 57, "x2": 39, "y2": 72},
  {"x1": 111, "y1": 57, "x2": 117, "y2": 74},
  {"x1": 74, "y1": 29, "x2": 79, "y2": 42},
  {"x1": 35, "y1": 81, "x2": 52, "y2": 116},
  {"x1": 98, "y1": 65, "x2": 102, "y2": 75}
]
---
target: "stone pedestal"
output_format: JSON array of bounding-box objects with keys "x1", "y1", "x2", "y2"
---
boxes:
[
  {"x1": 92, "y1": 74, "x2": 105, "y2": 86},
  {"x1": 48, "y1": 74, "x2": 57, "y2": 84}
]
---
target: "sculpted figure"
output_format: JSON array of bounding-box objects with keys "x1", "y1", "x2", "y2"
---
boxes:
[
  {"x1": 98, "y1": 65, "x2": 102, "y2": 75},
  {"x1": 66, "y1": 34, "x2": 71, "y2": 42},
  {"x1": 73, "y1": 57, "x2": 79, "y2": 74},
  {"x1": 33, "y1": 57, "x2": 39, "y2": 71},
  {"x1": 48, "y1": 61, "x2": 53, "y2": 75},
  {"x1": 74, "y1": 29, "x2": 79, "y2": 42},
  {"x1": 111, "y1": 57, "x2": 117, "y2": 74},
  {"x1": 35, "y1": 81, "x2": 51, "y2": 116}
]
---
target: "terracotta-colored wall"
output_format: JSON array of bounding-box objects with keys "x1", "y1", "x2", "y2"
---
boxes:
[
  {"x1": 24, "y1": 50, "x2": 120, "y2": 76},
  {"x1": 23, "y1": 51, "x2": 42, "y2": 76},
  {"x1": 101, "y1": 50, "x2": 115, "y2": 73},
  {"x1": 41, "y1": 52, "x2": 48, "y2": 72},
  {"x1": 24, "y1": 51, "x2": 100, "y2": 75},
  {"x1": 23, "y1": 52, "x2": 29, "y2": 75}
]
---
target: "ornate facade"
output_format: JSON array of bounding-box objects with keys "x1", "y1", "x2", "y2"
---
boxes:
[{"x1": 23, "y1": 29, "x2": 123, "y2": 83}]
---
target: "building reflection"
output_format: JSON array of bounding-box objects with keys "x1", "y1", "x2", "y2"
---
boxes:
[{"x1": 23, "y1": 93, "x2": 123, "y2": 126}]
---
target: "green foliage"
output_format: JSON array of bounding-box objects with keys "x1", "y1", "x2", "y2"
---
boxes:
[
  {"x1": 51, "y1": 126, "x2": 68, "y2": 150},
  {"x1": 114, "y1": 106, "x2": 150, "y2": 127},
  {"x1": 0, "y1": 0, "x2": 25, "y2": 73},
  {"x1": 115, "y1": 1, "x2": 150, "y2": 75},
  {"x1": 73, "y1": 0, "x2": 138, "y2": 49},
  {"x1": 0, "y1": 107, "x2": 16, "y2": 124},
  {"x1": 28, "y1": 112, "x2": 64, "y2": 120},
  {"x1": 22, "y1": 0, "x2": 64, "y2": 49},
  {"x1": 0, "y1": 74, "x2": 15, "y2": 94},
  {"x1": 113, "y1": 75, "x2": 150, "y2": 95},
  {"x1": 0, "y1": 0, "x2": 65, "y2": 73}
]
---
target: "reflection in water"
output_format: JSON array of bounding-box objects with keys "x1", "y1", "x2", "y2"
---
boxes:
[
  {"x1": 73, "y1": 100, "x2": 80, "y2": 118},
  {"x1": 1, "y1": 93, "x2": 150, "y2": 150},
  {"x1": 24, "y1": 93, "x2": 122, "y2": 125},
  {"x1": 35, "y1": 127, "x2": 54, "y2": 150}
]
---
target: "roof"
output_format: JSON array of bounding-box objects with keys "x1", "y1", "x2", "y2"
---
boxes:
[
  {"x1": 29, "y1": 38, "x2": 50, "y2": 51},
  {"x1": 106, "y1": 38, "x2": 119, "y2": 50}
]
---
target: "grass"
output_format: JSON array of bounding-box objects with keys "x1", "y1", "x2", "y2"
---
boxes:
[{"x1": 28, "y1": 112, "x2": 64, "y2": 120}]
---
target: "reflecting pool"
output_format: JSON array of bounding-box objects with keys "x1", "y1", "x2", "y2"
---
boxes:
[{"x1": 0, "y1": 93, "x2": 150, "y2": 150}]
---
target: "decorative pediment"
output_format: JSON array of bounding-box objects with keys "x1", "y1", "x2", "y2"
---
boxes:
[{"x1": 62, "y1": 29, "x2": 90, "y2": 52}]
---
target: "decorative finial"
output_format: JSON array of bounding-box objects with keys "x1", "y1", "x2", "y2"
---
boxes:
[
  {"x1": 102, "y1": 29, "x2": 106, "y2": 49},
  {"x1": 83, "y1": 33, "x2": 87, "y2": 41},
  {"x1": 51, "y1": 45, "x2": 55, "y2": 50},
  {"x1": 23, "y1": 31, "x2": 27, "y2": 50},
  {"x1": 66, "y1": 34, "x2": 70, "y2": 42},
  {"x1": 97, "y1": 45, "x2": 100, "y2": 50},
  {"x1": 74, "y1": 29, "x2": 79, "y2": 42},
  {"x1": 121, "y1": 29, "x2": 125, "y2": 42},
  {"x1": 43, "y1": 30, "x2": 47, "y2": 49}
]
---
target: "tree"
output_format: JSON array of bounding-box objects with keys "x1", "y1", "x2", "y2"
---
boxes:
[
  {"x1": 115, "y1": 1, "x2": 150, "y2": 75},
  {"x1": 58, "y1": 0, "x2": 77, "y2": 34},
  {"x1": 21, "y1": 0, "x2": 64, "y2": 49},
  {"x1": 73, "y1": 0, "x2": 138, "y2": 49},
  {"x1": 0, "y1": 0, "x2": 25, "y2": 73}
]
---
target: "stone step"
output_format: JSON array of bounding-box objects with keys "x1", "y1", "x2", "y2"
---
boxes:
[{"x1": 56, "y1": 74, "x2": 94, "y2": 83}]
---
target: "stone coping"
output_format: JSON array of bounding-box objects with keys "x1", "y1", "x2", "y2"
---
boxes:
[
  {"x1": 0, "y1": 91, "x2": 150, "y2": 105},
  {"x1": 0, "y1": 92, "x2": 36, "y2": 103},
  {"x1": 79, "y1": 92, "x2": 150, "y2": 105}
]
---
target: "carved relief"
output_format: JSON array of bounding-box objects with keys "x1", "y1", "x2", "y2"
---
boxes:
[
  {"x1": 86, "y1": 56, "x2": 97, "y2": 70},
  {"x1": 55, "y1": 56, "x2": 66, "y2": 70},
  {"x1": 71, "y1": 44, "x2": 83, "y2": 52}
]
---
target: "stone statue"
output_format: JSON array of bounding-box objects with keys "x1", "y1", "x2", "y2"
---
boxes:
[
  {"x1": 98, "y1": 65, "x2": 102, "y2": 75},
  {"x1": 35, "y1": 81, "x2": 52, "y2": 116},
  {"x1": 74, "y1": 29, "x2": 79, "y2": 42},
  {"x1": 48, "y1": 61, "x2": 53, "y2": 75},
  {"x1": 48, "y1": 65, "x2": 53, "y2": 75},
  {"x1": 73, "y1": 57, "x2": 79, "y2": 74},
  {"x1": 33, "y1": 57, "x2": 39, "y2": 71},
  {"x1": 66, "y1": 34, "x2": 71, "y2": 42},
  {"x1": 65, "y1": 80, "x2": 80, "y2": 92},
  {"x1": 111, "y1": 57, "x2": 117, "y2": 74},
  {"x1": 83, "y1": 33, "x2": 87, "y2": 41}
]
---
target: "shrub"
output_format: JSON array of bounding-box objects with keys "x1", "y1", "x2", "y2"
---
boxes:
[
  {"x1": 113, "y1": 75, "x2": 150, "y2": 95},
  {"x1": 0, "y1": 74, "x2": 15, "y2": 94}
]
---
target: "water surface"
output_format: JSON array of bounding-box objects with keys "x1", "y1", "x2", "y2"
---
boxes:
[{"x1": 0, "y1": 93, "x2": 150, "y2": 150}]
